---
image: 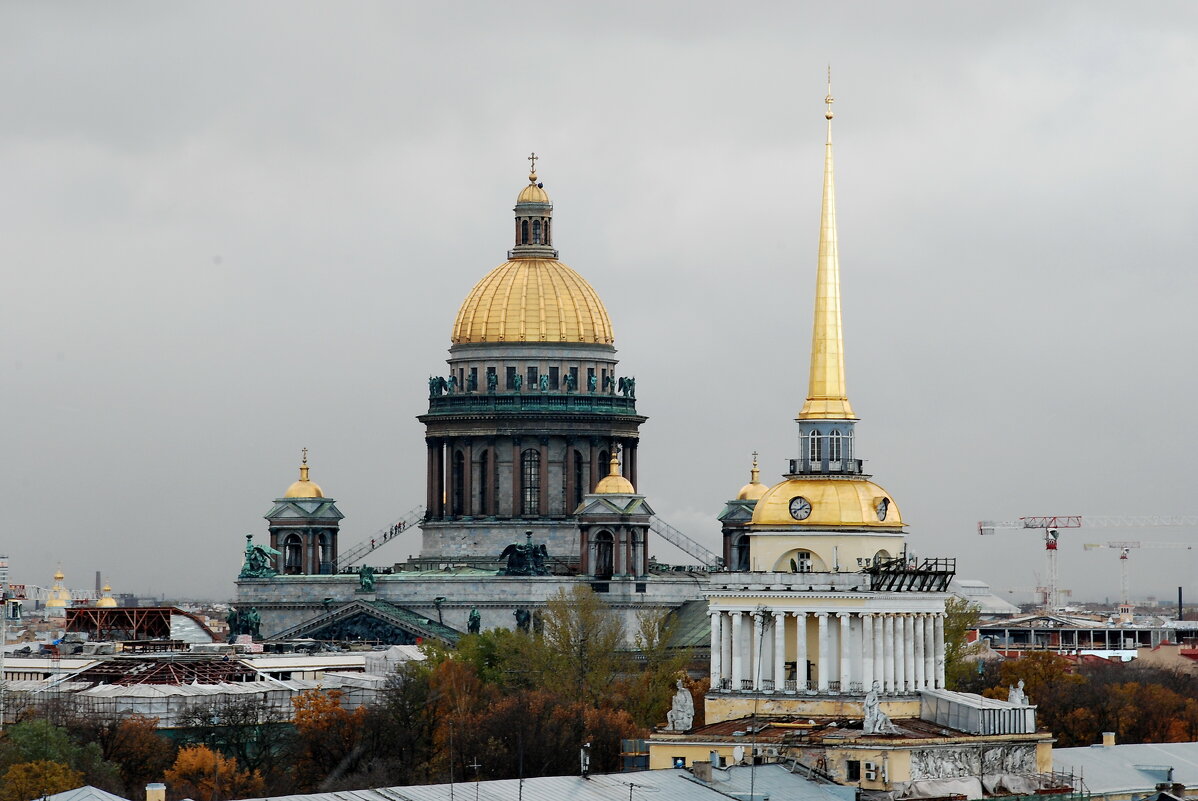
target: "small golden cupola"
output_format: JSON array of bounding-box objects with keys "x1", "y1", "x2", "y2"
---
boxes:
[
  {"x1": 595, "y1": 452, "x2": 635, "y2": 495},
  {"x1": 284, "y1": 448, "x2": 325, "y2": 499},
  {"x1": 96, "y1": 584, "x2": 117, "y2": 608},
  {"x1": 736, "y1": 453, "x2": 769, "y2": 501}
]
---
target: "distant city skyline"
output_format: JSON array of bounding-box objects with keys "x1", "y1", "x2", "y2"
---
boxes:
[{"x1": 3, "y1": 2, "x2": 1197, "y2": 601}]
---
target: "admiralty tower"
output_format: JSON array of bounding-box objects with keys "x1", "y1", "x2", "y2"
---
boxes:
[{"x1": 417, "y1": 157, "x2": 647, "y2": 568}]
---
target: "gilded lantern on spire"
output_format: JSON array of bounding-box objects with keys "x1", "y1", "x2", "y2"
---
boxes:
[{"x1": 798, "y1": 74, "x2": 856, "y2": 421}]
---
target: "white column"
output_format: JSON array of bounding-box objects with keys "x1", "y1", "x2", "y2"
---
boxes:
[
  {"x1": 731, "y1": 611, "x2": 745, "y2": 689},
  {"x1": 862, "y1": 613, "x2": 875, "y2": 691},
  {"x1": 934, "y1": 612, "x2": 946, "y2": 688},
  {"x1": 794, "y1": 612, "x2": 807, "y2": 691},
  {"x1": 752, "y1": 611, "x2": 766, "y2": 690},
  {"x1": 894, "y1": 614, "x2": 908, "y2": 693},
  {"x1": 773, "y1": 611, "x2": 786, "y2": 693},
  {"x1": 816, "y1": 612, "x2": 830, "y2": 692},
  {"x1": 924, "y1": 612, "x2": 936, "y2": 686},
  {"x1": 838, "y1": 612, "x2": 852, "y2": 691},
  {"x1": 874, "y1": 613, "x2": 885, "y2": 693},
  {"x1": 709, "y1": 611, "x2": 723, "y2": 687},
  {"x1": 903, "y1": 614, "x2": 916, "y2": 693},
  {"x1": 721, "y1": 609, "x2": 733, "y2": 690},
  {"x1": 882, "y1": 613, "x2": 895, "y2": 693},
  {"x1": 913, "y1": 614, "x2": 926, "y2": 690}
]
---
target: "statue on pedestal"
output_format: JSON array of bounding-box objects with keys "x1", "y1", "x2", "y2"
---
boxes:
[
  {"x1": 1007, "y1": 679, "x2": 1029, "y2": 705},
  {"x1": 239, "y1": 534, "x2": 280, "y2": 579},
  {"x1": 359, "y1": 565, "x2": 376, "y2": 592},
  {"x1": 467, "y1": 607, "x2": 481, "y2": 635}
]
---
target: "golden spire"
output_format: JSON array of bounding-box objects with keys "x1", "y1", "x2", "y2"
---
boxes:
[
  {"x1": 299, "y1": 447, "x2": 310, "y2": 482},
  {"x1": 527, "y1": 151, "x2": 538, "y2": 182},
  {"x1": 750, "y1": 451, "x2": 760, "y2": 484},
  {"x1": 798, "y1": 71, "x2": 856, "y2": 421}
]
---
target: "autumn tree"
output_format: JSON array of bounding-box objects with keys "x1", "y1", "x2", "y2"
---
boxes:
[
  {"x1": 0, "y1": 760, "x2": 84, "y2": 801},
  {"x1": 64, "y1": 713, "x2": 176, "y2": 796},
  {"x1": 343, "y1": 661, "x2": 438, "y2": 789},
  {"x1": 289, "y1": 688, "x2": 369, "y2": 791},
  {"x1": 176, "y1": 695, "x2": 290, "y2": 782},
  {"x1": 164, "y1": 745, "x2": 264, "y2": 801}
]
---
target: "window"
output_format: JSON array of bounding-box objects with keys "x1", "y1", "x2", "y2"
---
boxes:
[
  {"x1": 532, "y1": 219, "x2": 541, "y2": 244},
  {"x1": 284, "y1": 534, "x2": 303, "y2": 575},
  {"x1": 594, "y1": 531, "x2": 614, "y2": 579},
  {"x1": 829, "y1": 430, "x2": 842, "y2": 462},
  {"x1": 809, "y1": 430, "x2": 822, "y2": 463},
  {"x1": 601, "y1": 368, "x2": 607, "y2": 391},
  {"x1": 847, "y1": 761, "x2": 861, "y2": 782},
  {"x1": 521, "y1": 449, "x2": 540, "y2": 515},
  {"x1": 732, "y1": 534, "x2": 750, "y2": 571},
  {"x1": 478, "y1": 450, "x2": 489, "y2": 515},
  {"x1": 573, "y1": 450, "x2": 584, "y2": 508},
  {"x1": 451, "y1": 451, "x2": 465, "y2": 515},
  {"x1": 521, "y1": 219, "x2": 529, "y2": 244},
  {"x1": 527, "y1": 366, "x2": 538, "y2": 387},
  {"x1": 795, "y1": 550, "x2": 813, "y2": 573},
  {"x1": 506, "y1": 366, "x2": 517, "y2": 390},
  {"x1": 318, "y1": 532, "x2": 333, "y2": 572},
  {"x1": 469, "y1": 367, "x2": 477, "y2": 390},
  {"x1": 549, "y1": 366, "x2": 560, "y2": 389}
]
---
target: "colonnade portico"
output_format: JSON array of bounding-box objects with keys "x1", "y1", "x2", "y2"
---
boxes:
[{"x1": 708, "y1": 608, "x2": 947, "y2": 695}]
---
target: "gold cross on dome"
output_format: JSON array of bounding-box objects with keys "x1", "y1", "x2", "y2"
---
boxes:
[
  {"x1": 752, "y1": 450, "x2": 759, "y2": 467},
  {"x1": 301, "y1": 447, "x2": 308, "y2": 465},
  {"x1": 528, "y1": 152, "x2": 538, "y2": 173}
]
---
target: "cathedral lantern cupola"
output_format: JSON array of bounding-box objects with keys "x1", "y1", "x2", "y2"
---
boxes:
[
  {"x1": 265, "y1": 449, "x2": 344, "y2": 575},
  {"x1": 509, "y1": 152, "x2": 558, "y2": 260}
]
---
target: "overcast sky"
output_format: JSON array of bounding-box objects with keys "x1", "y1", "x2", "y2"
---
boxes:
[{"x1": 3, "y1": 2, "x2": 1197, "y2": 604}]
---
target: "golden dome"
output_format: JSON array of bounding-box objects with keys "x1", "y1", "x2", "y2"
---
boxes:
[
  {"x1": 284, "y1": 449, "x2": 324, "y2": 499},
  {"x1": 517, "y1": 174, "x2": 550, "y2": 204},
  {"x1": 736, "y1": 453, "x2": 768, "y2": 501},
  {"x1": 452, "y1": 259, "x2": 614, "y2": 345},
  {"x1": 53, "y1": 568, "x2": 65, "y2": 581},
  {"x1": 96, "y1": 584, "x2": 117, "y2": 608},
  {"x1": 595, "y1": 453, "x2": 635, "y2": 494},
  {"x1": 750, "y1": 478, "x2": 901, "y2": 528}
]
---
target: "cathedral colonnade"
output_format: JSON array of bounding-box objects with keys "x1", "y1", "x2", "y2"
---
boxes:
[
  {"x1": 424, "y1": 435, "x2": 639, "y2": 519},
  {"x1": 707, "y1": 608, "x2": 946, "y2": 695}
]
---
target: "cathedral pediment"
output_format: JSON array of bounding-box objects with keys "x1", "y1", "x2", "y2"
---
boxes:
[
  {"x1": 265, "y1": 499, "x2": 345, "y2": 521},
  {"x1": 576, "y1": 495, "x2": 654, "y2": 517},
  {"x1": 269, "y1": 599, "x2": 462, "y2": 646}
]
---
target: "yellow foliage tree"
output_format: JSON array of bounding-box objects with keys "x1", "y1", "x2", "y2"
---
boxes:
[
  {"x1": 163, "y1": 744, "x2": 264, "y2": 801},
  {"x1": 0, "y1": 760, "x2": 84, "y2": 801}
]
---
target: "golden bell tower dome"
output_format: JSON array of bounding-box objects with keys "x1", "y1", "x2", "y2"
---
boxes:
[
  {"x1": 736, "y1": 453, "x2": 769, "y2": 501},
  {"x1": 284, "y1": 448, "x2": 325, "y2": 499},
  {"x1": 451, "y1": 156, "x2": 615, "y2": 345},
  {"x1": 595, "y1": 452, "x2": 635, "y2": 494}
]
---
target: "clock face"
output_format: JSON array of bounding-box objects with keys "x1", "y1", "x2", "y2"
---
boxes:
[
  {"x1": 876, "y1": 498, "x2": 890, "y2": 521},
  {"x1": 789, "y1": 496, "x2": 812, "y2": 521}
]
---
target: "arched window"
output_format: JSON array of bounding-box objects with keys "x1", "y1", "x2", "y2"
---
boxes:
[
  {"x1": 732, "y1": 534, "x2": 750, "y2": 571},
  {"x1": 451, "y1": 451, "x2": 465, "y2": 515},
  {"x1": 808, "y1": 430, "x2": 822, "y2": 464},
  {"x1": 284, "y1": 533, "x2": 303, "y2": 575},
  {"x1": 573, "y1": 450, "x2": 584, "y2": 509},
  {"x1": 594, "y1": 531, "x2": 614, "y2": 579},
  {"x1": 521, "y1": 219, "x2": 529, "y2": 244},
  {"x1": 532, "y1": 219, "x2": 542, "y2": 244},
  {"x1": 318, "y1": 532, "x2": 333, "y2": 573},
  {"x1": 521, "y1": 448, "x2": 540, "y2": 516},
  {"x1": 595, "y1": 450, "x2": 609, "y2": 491},
  {"x1": 829, "y1": 430, "x2": 842, "y2": 463}
]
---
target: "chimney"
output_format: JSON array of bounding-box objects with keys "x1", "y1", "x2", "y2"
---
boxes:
[
  {"x1": 691, "y1": 761, "x2": 713, "y2": 783},
  {"x1": 146, "y1": 783, "x2": 166, "y2": 801},
  {"x1": 1102, "y1": 732, "x2": 1116, "y2": 747}
]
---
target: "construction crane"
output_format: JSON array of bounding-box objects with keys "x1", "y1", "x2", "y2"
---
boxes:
[
  {"x1": 1082, "y1": 541, "x2": 1194, "y2": 618},
  {"x1": 978, "y1": 515, "x2": 1198, "y2": 612}
]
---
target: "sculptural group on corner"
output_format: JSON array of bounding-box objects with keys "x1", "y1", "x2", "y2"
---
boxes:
[
  {"x1": 239, "y1": 534, "x2": 280, "y2": 579},
  {"x1": 226, "y1": 606, "x2": 262, "y2": 642},
  {"x1": 617, "y1": 376, "x2": 636, "y2": 398},
  {"x1": 498, "y1": 532, "x2": 550, "y2": 576}
]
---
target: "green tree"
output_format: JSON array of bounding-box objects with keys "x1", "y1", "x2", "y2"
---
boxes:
[
  {"x1": 0, "y1": 719, "x2": 122, "y2": 792},
  {"x1": 615, "y1": 609, "x2": 693, "y2": 728},
  {"x1": 942, "y1": 596, "x2": 981, "y2": 690},
  {"x1": 535, "y1": 585, "x2": 627, "y2": 706}
]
